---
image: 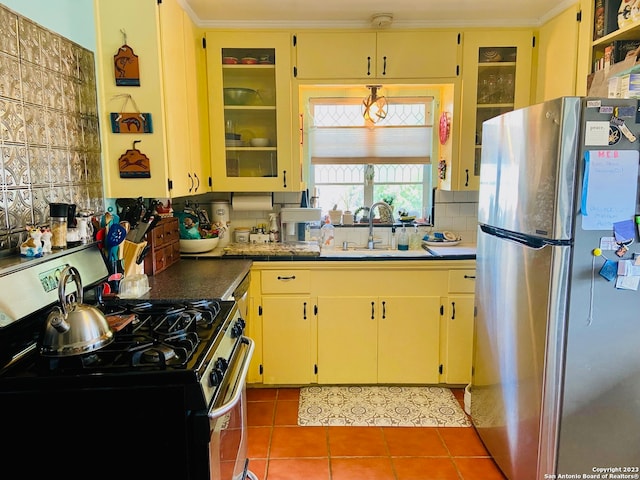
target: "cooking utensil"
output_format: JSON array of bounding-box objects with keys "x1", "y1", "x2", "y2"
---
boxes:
[
  {"x1": 136, "y1": 244, "x2": 151, "y2": 264},
  {"x1": 40, "y1": 266, "x2": 113, "y2": 357},
  {"x1": 106, "y1": 222, "x2": 127, "y2": 248}
]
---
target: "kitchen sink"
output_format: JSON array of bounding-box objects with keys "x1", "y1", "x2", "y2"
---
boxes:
[{"x1": 320, "y1": 247, "x2": 433, "y2": 258}]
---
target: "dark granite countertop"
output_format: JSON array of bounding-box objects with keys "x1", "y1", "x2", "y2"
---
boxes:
[{"x1": 144, "y1": 258, "x2": 252, "y2": 301}]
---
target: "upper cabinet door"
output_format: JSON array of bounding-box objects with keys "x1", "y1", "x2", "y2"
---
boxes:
[
  {"x1": 206, "y1": 31, "x2": 297, "y2": 192},
  {"x1": 159, "y1": 0, "x2": 207, "y2": 197},
  {"x1": 294, "y1": 32, "x2": 377, "y2": 79},
  {"x1": 376, "y1": 31, "x2": 460, "y2": 78},
  {"x1": 455, "y1": 29, "x2": 534, "y2": 191},
  {"x1": 294, "y1": 31, "x2": 460, "y2": 80}
]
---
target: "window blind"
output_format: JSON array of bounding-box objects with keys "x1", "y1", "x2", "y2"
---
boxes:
[{"x1": 309, "y1": 96, "x2": 433, "y2": 165}]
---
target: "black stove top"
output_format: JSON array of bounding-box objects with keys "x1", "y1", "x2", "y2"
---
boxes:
[{"x1": 1, "y1": 299, "x2": 236, "y2": 381}]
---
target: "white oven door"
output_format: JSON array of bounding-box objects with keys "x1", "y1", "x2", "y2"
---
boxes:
[{"x1": 208, "y1": 336, "x2": 255, "y2": 480}]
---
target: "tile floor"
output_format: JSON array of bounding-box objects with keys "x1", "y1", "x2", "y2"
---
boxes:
[{"x1": 246, "y1": 387, "x2": 507, "y2": 480}]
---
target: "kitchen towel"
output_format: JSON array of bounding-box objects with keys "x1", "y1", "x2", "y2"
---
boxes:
[
  {"x1": 297, "y1": 385, "x2": 471, "y2": 427},
  {"x1": 231, "y1": 194, "x2": 272, "y2": 211}
]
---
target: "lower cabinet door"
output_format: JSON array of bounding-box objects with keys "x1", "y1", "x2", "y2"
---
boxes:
[
  {"x1": 442, "y1": 295, "x2": 475, "y2": 384},
  {"x1": 261, "y1": 296, "x2": 313, "y2": 384},
  {"x1": 317, "y1": 296, "x2": 378, "y2": 384},
  {"x1": 377, "y1": 296, "x2": 441, "y2": 384}
]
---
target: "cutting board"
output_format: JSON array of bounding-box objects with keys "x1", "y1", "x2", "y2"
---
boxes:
[{"x1": 106, "y1": 313, "x2": 136, "y2": 332}]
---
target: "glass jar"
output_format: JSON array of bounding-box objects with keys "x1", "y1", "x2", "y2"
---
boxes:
[{"x1": 49, "y1": 203, "x2": 69, "y2": 249}]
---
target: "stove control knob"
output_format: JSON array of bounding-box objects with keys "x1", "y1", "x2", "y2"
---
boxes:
[
  {"x1": 231, "y1": 320, "x2": 245, "y2": 338},
  {"x1": 209, "y1": 368, "x2": 223, "y2": 387},
  {"x1": 214, "y1": 357, "x2": 228, "y2": 373}
]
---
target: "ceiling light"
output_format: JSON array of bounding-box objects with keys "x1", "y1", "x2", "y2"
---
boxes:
[
  {"x1": 371, "y1": 13, "x2": 393, "y2": 29},
  {"x1": 362, "y1": 85, "x2": 388, "y2": 124}
]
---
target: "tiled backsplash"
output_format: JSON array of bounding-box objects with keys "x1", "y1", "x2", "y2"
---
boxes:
[
  {"x1": 176, "y1": 189, "x2": 479, "y2": 246},
  {"x1": 432, "y1": 189, "x2": 479, "y2": 243},
  {"x1": 0, "y1": 4, "x2": 103, "y2": 254}
]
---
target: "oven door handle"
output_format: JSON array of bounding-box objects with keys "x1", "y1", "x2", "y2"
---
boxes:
[{"x1": 207, "y1": 336, "x2": 255, "y2": 419}]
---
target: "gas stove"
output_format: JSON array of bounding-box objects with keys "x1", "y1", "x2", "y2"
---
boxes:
[{"x1": 0, "y1": 244, "x2": 255, "y2": 480}]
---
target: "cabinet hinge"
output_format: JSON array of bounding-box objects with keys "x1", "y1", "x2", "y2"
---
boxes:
[
  {"x1": 439, "y1": 364, "x2": 443, "y2": 374},
  {"x1": 292, "y1": 34, "x2": 297, "y2": 47},
  {"x1": 293, "y1": 66, "x2": 298, "y2": 77},
  {"x1": 314, "y1": 364, "x2": 318, "y2": 374},
  {"x1": 314, "y1": 305, "x2": 318, "y2": 315},
  {"x1": 532, "y1": 36, "x2": 536, "y2": 48},
  {"x1": 440, "y1": 305, "x2": 444, "y2": 315},
  {"x1": 474, "y1": 306, "x2": 477, "y2": 317},
  {"x1": 456, "y1": 65, "x2": 460, "y2": 76},
  {"x1": 202, "y1": 37, "x2": 206, "y2": 49},
  {"x1": 258, "y1": 305, "x2": 263, "y2": 316},
  {"x1": 259, "y1": 364, "x2": 263, "y2": 374},
  {"x1": 208, "y1": 176, "x2": 212, "y2": 187},
  {"x1": 576, "y1": 10, "x2": 582, "y2": 22},
  {"x1": 457, "y1": 32, "x2": 461, "y2": 44},
  {"x1": 167, "y1": 179, "x2": 173, "y2": 190}
]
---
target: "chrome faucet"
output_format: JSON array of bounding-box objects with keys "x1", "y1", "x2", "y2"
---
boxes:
[{"x1": 367, "y1": 201, "x2": 392, "y2": 249}]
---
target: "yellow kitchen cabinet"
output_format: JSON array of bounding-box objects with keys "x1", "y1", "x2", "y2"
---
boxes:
[
  {"x1": 535, "y1": 4, "x2": 580, "y2": 102},
  {"x1": 441, "y1": 269, "x2": 476, "y2": 384},
  {"x1": 456, "y1": 29, "x2": 534, "y2": 191},
  {"x1": 316, "y1": 294, "x2": 441, "y2": 384},
  {"x1": 249, "y1": 260, "x2": 474, "y2": 386},
  {"x1": 261, "y1": 295, "x2": 314, "y2": 384},
  {"x1": 94, "y1": 0, "x2": 205, "y2": 198},
  {"x1": 316, "y1": 296, "x2": 378, "y2": 384},
  {"x1": 255, "y1": 268, "x2": 316, "y2": 384},
  {"x1": 293, "y1": 30, "x2": 460, "y2": 80},
  {"x1": 205, "y1": 31, "x2": 298, "y2": 192},
  {"x1": 377, "y1": 296, "x2": 441, "y2": 383},
  {"x1": 315, "y1": 264, "x2": 447, "y2": 384},
  {"x1": 159, "y1": 0, "x2": 208, "y2": 197}
]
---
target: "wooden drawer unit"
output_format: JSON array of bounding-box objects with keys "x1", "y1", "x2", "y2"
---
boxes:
[
  {"x1": 448, "y1": 269, "x2": 476, "y2": 293},
  {"x1": 144, "y1": 217, "x2": 181, "y2": 275},
  {"x1": 261, "y1": 270, "x2": 311, "y2": 294}
]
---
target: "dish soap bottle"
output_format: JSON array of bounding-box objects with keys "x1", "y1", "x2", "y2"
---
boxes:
[
  {"x1": 410, "y1": 225, "x2": 422, "y2": 250},
  {"x1": 397, "y1": 225, "x2": 409, "y2": 251},
  {"x1": 321, "y1": 216, "x2": 335, "y2": 250}
]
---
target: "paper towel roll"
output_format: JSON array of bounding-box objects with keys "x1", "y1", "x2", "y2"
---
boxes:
[{"x1": 232, "y1": 194, "x2": 273, "y2": 211}]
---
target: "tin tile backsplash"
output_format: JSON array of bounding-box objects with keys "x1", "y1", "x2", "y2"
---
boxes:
[{"x1": 0, "y1": 4, "x2": 103, "y2": 254}]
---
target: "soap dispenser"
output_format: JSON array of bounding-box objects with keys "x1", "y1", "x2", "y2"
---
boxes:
[{"x1": 397, "y1": 225, "x2": 409, "y2": 251}]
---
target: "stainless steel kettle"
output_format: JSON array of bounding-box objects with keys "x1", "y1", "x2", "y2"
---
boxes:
[{"x1": 40, "y1": 266, "x2": 113, "y2": 357}]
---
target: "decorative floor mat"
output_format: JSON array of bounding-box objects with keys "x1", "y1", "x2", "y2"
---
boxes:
[{"x1": 298, "y1": 385, "x2": 472, "y2": 427}]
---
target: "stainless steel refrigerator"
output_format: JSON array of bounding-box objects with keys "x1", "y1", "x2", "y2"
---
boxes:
[{"x1": 472, "y1": 96, "x2": 640, "y2": 479}]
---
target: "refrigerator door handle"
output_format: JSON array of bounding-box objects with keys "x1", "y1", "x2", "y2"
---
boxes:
[{"x1": 480, "y1": 224, "x2": 571, "y2": 249}]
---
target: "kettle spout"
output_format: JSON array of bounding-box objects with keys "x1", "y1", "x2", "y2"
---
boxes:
[{"x1": 48, "y1": 307, "x2": 70, "y2": 333}]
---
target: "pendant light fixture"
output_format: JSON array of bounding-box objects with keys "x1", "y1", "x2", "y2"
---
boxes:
[{"x1": 362, "y1": 85, "x2": 388, "y2": 124}]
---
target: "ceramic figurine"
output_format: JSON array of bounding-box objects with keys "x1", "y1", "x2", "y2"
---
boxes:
[
  {"x1": 20, "y1": 226, "x2": 43, "y2": 257},
  {"x1": 41, "y1": 228, "x2": 53, "y2": 253}
]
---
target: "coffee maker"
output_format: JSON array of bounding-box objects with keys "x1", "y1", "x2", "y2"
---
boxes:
[{"x1": 280, "y1": 208, "x2": 322, "y2": 242}]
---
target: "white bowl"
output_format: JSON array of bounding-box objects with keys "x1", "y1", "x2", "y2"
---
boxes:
[
  {"x1": 250, "y1": 137, "x2": 269, "y2": 147},
  {"x1": 179, "y1": 237, "x2": 219, "y2": 253}
]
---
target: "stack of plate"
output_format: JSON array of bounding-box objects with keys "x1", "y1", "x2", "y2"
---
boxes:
[{"x1": 422, "y1": 231, "x2": 461, "y2": 246}]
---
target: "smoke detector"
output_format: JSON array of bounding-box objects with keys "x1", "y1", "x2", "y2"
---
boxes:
[{"x1": 371, "y1": 13, "x2": 393, "y2": 29}]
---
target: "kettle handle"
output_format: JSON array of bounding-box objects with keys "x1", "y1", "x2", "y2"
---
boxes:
[{"x1": 58, "y1": 266, "x2": 83, "y2": 315}]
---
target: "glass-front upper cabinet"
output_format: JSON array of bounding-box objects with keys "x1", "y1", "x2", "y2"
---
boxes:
[
  {"x1": 206, "y1": 32, "x2": 295, "y2": 192},
  {"x1": 457, "y1": 30, "x2": 533, "y2": 191}
]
